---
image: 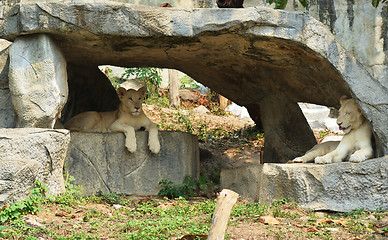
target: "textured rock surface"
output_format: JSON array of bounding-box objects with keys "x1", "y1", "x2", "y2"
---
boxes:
[
  {"x1": 221, "y1": 157, "x2": 388, "y2": 212},
  {"x1": 0, "y1": 159, "x2": 40, "y2": 208},
  {"x1": 65, "y1": 131, "x2": 200, "y2": 195},
  {"x1": 8, "y1": 34, "x2": 68, "y2": 128},
  {"x1": 0, "y1": 39, "x2": 15, "y2": 128},
  {"x1": 0, "y1": 2, "x2": 387, "y2": 161},
  {"x1": 0, "y1": 128, "x2": 70, "y2": 196}
]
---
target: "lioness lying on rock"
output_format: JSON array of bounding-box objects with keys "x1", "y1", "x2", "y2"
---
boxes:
[
  {"x1": 64, "y1": 87, "x2": 160, "y2": 154},
  {"x1": 293, "y1": 96, "x2": 373, "y2": 164}
]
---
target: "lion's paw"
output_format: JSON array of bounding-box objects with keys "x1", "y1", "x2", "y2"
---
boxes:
[
  {"x1": 315, "y1": 155, "x2": 332, "y2": 164},
  {"x1": 349, "y1": 154, "x2": 366, "y2": 163},
  {"x1": 149, "y1": 139, "x2": 160, "y2": 154},
  {"x1": 125, "y1": 139, "x2": 137, "y2": 153},
  {"x1": 292, "y1": 157, "x2": 304, "y2": 163}
]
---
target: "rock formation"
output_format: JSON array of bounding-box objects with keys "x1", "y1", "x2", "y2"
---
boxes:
[
  {"x1": 0, "y1": 128, "x2": 70, "y2": 207},
  {"x1": 8, "y1": 34, "x2": 68, "y2": 128},
  {"x1": 221, "y1": 156, "x2": 388, "y2": 212},
  {"x1": 0, "y1": 2, "x2": 386, "y2": 162},
  {"x1": 65, "y1": 131, "x2": 200, "y2": 196}
]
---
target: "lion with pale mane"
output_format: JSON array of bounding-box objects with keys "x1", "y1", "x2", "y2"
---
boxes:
[
  {"x1": 64, "y1": 87, "x2": 160, "y2": 154},
  {"x1": 293, "y1": 96, "x2": 373, "y2": 164}
]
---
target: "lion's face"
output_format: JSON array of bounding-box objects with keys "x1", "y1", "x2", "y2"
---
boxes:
[
  {"x1": 117, "y1": 87, "x2": 146, "y2": 116},
  {"x1": 336, "y1": 96, "x2": 364, "y2": 134}
]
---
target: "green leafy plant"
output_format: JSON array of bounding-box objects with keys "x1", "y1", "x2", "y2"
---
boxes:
[
  {"x1": 96, "y1": 191, "x2": 123, "y2": 205},
  {"x1": 122, "y1": 67, "x2": 163, "y2": 97},
  {"x1": 179, "y1": 75, "x2": 201, "y2": 90},
  {"x1": 0, "y1": 180, "x2": 44, "y2": 224},
  {"x1": 158, "y1": 175, "x2": 215, "y2": 199},
  {"x1": 269, "y1": 0, "x2": 288, "y2": 9},
  {"x1": 268, "y1": 0, "x2": 306, "y2": 9},
  {"x1": 53, "y1": 174, "x2": 84, "y2": 205}
]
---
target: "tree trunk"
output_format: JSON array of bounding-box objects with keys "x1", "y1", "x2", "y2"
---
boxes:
[{"x1": 168, "y1": 69, "x2": 180, "y2": 107}]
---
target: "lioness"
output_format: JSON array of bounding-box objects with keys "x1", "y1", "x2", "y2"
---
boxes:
[
  {"x1": 293, "y1": 96, "x2": 373, "y2": 164},
  {"x1": 64, "y1": 87, "x2": 160, "y2": 154}
]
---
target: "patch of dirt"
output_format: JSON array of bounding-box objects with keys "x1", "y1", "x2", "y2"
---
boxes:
[{"x1": 143, "y1": 104, "x2": 340, "y2": 173}]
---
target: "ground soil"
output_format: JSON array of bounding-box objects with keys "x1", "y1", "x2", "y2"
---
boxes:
[{"x1": 143, "y1": 104, "x2": 340, "y2": 174}]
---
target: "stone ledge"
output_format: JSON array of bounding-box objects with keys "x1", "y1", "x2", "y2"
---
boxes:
[
  {"x1": 0, "y1": 128, "x2": 69, "y2": 207},
  {"x1": 220, "y1": 157, "x2": 388, "y2": 212},
  {"x1": 65, "y1": 131, "x2": 200, "y2": 196}
]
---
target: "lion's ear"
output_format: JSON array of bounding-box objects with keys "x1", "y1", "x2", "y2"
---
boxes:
[
  {"x1": 138, "y1": 86, "x2": 147, "y2": 97},
  {"x1": 117, "y1": 87, "x2": 127, "y2": 98},
  {"x1": 339, "y1": 95, "x2": 349, "y2": 105}
]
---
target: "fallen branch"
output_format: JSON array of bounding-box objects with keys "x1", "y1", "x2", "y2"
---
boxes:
[{"x1": 208, "y1": 189, "x2": 239, "y2": 240}]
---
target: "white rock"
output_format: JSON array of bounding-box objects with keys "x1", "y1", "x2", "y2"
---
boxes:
[
  {"x1": 226, "y1": 103, "x2": 251, "y2": 118},
  {"x1": 8, "y1": 34, "x2": 68, "y2": 128},
  {"x1": 194, "y1": 105, "x2": 210, "y2": 114}
]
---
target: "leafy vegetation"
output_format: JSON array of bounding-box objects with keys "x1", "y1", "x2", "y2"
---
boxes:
[
  {"x1": 0, "y1": 186, "x2": 42, "y2": 224},
  {"x1": 158, "y1": 175, "x2": 215, "y2": 199},
  {"x1": 122, "y1": 67, "x2": 163, "y2": 97},
  {"x1": 1, "y1": 184, "x2": 386, "y2": 239},
  {"x1": 179, "y1": 75, "x2": 201, "y2": 90}
]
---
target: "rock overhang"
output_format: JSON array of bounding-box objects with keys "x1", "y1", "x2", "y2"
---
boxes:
[
  {"x1": 0, "y1": 3, "x2": 349, "y2": 105},
  {"x1": 1, "y1": 1, "x2": 387, "y2": 158}
]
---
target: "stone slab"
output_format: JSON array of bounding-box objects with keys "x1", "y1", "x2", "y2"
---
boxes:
[
  {"x1": 0, "y1": 159, "x2": 40, "y2": 208},
  {"x1": 221, "y1": 157, "x2": 388, "y2": 212},
  {"x1": 65, "y1": 131, "x2": 200, "y2": 196},
  {"x1": 0, "y1": 128, "x2": 70, "y2": 196}
]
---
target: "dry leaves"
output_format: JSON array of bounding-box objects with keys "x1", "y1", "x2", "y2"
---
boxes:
[
  {"x1": 259, "y1": 215, "x2": 280, "y2": 225},
  {"x1": 316, "y1": 218, "x2": 349, "y2": 227}
]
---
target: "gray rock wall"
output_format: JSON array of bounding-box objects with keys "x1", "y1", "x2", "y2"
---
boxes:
[
  {"x1": 65, "y1": 131, "x2": 200, "y2": 195},
  {"x1": 127, "y1": 0, "x2": 388, "y2": 87},
  {"x1": 221, "y1": 157, "x2": 388, "y2": 212},
  {"x1": 306, "y1": 1, "x2": 388, "y2": 88}
]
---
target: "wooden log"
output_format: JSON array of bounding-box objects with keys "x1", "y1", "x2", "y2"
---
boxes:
[
  {"x1": 168, "y1": 69, "x2": 180, "y2": 107},
  {"x1": 208, "y1": 189, "x2": 239, "y2": 240}
]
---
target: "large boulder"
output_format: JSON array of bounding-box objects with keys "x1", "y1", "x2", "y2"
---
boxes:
[
  {"x1": 220, "y1": 157, "x2": 388, "y2": 212},
  {"x1": 0, "y1": 128, "x2": 70, "y2": 197},
  {"x1": 0, "y1": 3, "x2": 387, "y2": 161},
  {"x1": 65, "y1": 131, "x2": 200, "y2": 195},
  {"x1": 0, "y1": 39, "x2": 15, "y2": 128},
  {"x1": 8, "y1": 34, "x2": 68, "y2": 128},
  {"x1": 0, "y1": 159, "x2": 40, "y2": 208}
]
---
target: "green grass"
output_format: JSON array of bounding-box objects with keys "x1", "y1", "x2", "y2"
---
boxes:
[{"x1": 1, "y1": 191, "x2": 387, "y2": 240}]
